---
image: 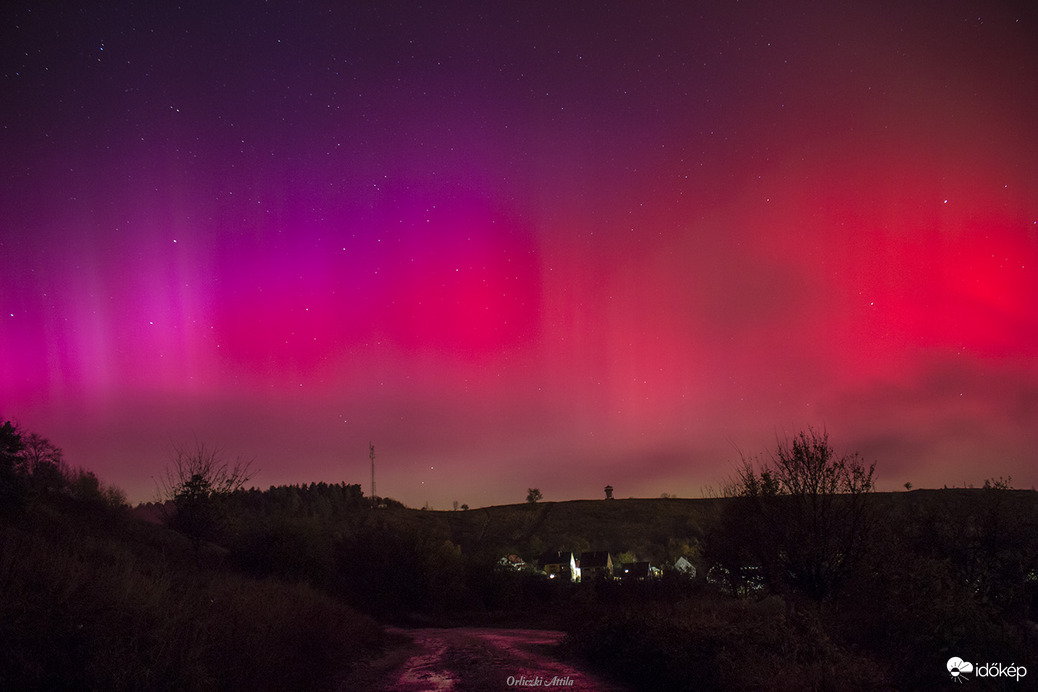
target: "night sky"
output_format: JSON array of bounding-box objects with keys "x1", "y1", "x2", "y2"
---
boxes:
[{"x1": 3, "y1": 1, "x2": 1037, "y2": 508}]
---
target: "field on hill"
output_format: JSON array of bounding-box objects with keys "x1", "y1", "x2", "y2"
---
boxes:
[
  {"x1": 5, "y1": 416, "x2": 1037, "y2": 689},
  {"x1": 427, "y1": 497, "x2": 722, "y2": 564}
]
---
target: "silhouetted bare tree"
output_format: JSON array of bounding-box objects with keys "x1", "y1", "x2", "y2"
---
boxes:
[
  {"x1": 706, "y1": 429, "x2": 876, "y2": 602},
  {"x1": 20, "y1": 432, "x2": 66, "y2": 494},
  {"x1": 159, "y1": 441, "x2": 253, "y2": 557}
]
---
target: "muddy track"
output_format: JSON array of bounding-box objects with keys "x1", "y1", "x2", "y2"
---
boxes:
[{"x1": 340, "y1": 626, "x2": 630, "y2": 691}]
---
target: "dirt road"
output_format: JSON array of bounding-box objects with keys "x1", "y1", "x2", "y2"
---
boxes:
[{"x1": 340, "y1": 626, "x2": 630, "y2": 691}]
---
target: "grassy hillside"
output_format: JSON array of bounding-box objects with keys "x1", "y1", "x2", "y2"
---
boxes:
[
  {"x1": 6, "y1": 425, "x2": 1036, "y2": 691},
  {"x1": 5, "y1": 487, "x2": 1036, "y2": 690},
  {"x1": 8, "y1": 418, "x2": 1036, "y2": 689},
  {"x1": 0, "y1": 494, "x2": 384, "y2": 691},
  {"x1": 427, "y1": 497, "x2": 721, "y2": 564},
  {"x1": 320, "y1": 489, "x2": 1038, "y2": 570}
]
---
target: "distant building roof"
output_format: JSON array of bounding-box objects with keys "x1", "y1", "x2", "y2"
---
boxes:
[
  {"x1": 498, "y1": 554, "x2": 526, "y2": 570},
  {"x1": 580, "y1": 551, "x2": 612, "y2": 568},
  {"x1": 674, "y1": 556, "x2": 695, "y2": 574},
  {"x1": 539, "y1": 551, "x2": 575, "y2": 567}
]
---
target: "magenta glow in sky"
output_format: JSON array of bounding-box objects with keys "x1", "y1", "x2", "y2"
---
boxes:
[{"x1": 3, "y1": 1, "x2": 1037, "y2": 506}]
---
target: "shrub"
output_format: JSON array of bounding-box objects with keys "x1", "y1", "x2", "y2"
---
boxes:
[
  {"x1": 566, "y1": 597, "x2": 880, "y2": 690},
  {"x1": 0, "y1": 501, "x2": 381, "y2": 691}
]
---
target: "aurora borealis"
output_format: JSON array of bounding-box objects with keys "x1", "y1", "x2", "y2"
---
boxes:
[{"x1": 3, "y1": 1, "x2": 1037, "y2": 507}]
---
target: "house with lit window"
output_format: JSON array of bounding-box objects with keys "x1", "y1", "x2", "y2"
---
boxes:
[{"x1": 539, "y1": 551, "x2": 580, "y2": 582}]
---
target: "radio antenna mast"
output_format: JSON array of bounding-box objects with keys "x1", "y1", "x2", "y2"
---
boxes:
[{"x1": 369, "y1": 442, "x2": 376, "y2": 505}]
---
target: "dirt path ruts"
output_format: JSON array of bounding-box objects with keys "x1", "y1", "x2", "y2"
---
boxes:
[{"x1": 340, "y1": 626, "x2": 630, "y2": 691}]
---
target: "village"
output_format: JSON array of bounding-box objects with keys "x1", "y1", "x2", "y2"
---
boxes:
[
  {"x1": 499, "y1": 549, "x2": 695, "y2": 583},
  {"x1": 494, "y1": 485, "x2": 698, "y2": 583}
]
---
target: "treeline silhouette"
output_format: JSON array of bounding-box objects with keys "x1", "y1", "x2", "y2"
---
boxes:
[
  {"x1": 219, "y1": 483, "x2": 562, "y2": 620},
  {"x1": 1, "y1": 421, "x2": 386, "y2": 691},
  {"x1": 562, "y1": 488, "x2": 1038, "y2": 689},
  {"x1": 565, "y1": 432, "x2": 1038, "y2": 690},
  {"x1": 3, "y1": 419, "x2": 1037, "y2": 689}
]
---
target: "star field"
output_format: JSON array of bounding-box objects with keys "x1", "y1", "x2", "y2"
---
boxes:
[{"x1": 2, "y1": 1, "x2": 1037, "y2": 506}]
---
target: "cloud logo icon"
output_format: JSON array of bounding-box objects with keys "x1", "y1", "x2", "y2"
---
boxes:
[{"x1": 947, "y1": 657, "x2": 974, "y2": 682}]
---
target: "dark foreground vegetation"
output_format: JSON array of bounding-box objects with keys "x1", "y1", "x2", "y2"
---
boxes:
[
  {"x1": 3, "y1": 420, "x2": 1037, "y2": 689},
  {"x1": 1, "y1": 421, "x2": 383, "y2": 691},
  {"x1": 564, "y1": 487, "x2": 1038, "y2": 689}
]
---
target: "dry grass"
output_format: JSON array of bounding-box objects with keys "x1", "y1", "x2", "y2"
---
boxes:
[
  {"x1": 565, "y1": 595, "x2": 884, "y2": 691},
  {"x1": 0, "y1": 504, "x2": 383, "y2": 691}
]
